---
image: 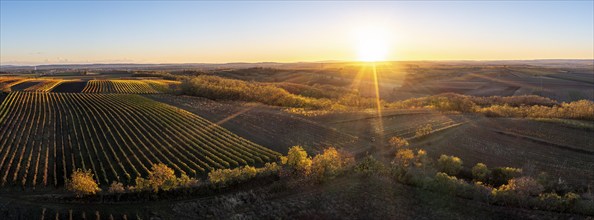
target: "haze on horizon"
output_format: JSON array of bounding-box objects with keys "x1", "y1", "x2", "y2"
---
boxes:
[{"x1": 1, "y1": 1, "x2": 593, "y2": 65}]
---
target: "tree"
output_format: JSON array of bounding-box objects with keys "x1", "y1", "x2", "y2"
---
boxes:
[
  {"x1": 281, "y1": 146, "x2": 312, "y2": 175},
  {"x1": 472, "y1": 163, "x2": 491, "y2": 182},
  {"x1": 436, "y1": 155, "x2": 463, "y2": 176},
  {"x1": 147, "y1": 163, "x2": 178, "y2": 192},
  {"x1": 66, "y1": 169, "x2": 100, "y2": 197},
  {"x1": 311, "y1": 147, "x2": 350, "y2": 181}
]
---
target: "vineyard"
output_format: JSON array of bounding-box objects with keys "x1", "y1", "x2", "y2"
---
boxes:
[
  {"x1": 0, "y1": 77, "x2": 28, "y2": 91},
  {"x1": 81, "y1": 79, "x2": 178, "y2": 94},
  {"x1": 0, "y1": 92, "x2": 279, "y2": 188},
  {"x1": 23, "y1": 80, "x2": 69, "y2": 92}
]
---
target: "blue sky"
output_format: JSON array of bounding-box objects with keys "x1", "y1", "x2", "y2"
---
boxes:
[{"x1": 1, "y1": 1, "x2": 593, "y2": 64}]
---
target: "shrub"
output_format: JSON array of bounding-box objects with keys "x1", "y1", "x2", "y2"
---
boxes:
[
  {"x1": 132, "y1": 177, "x2": 151, "y2": 191},
  {"x1": 208, "y1": 166, "x2": 258, "y2": 186},
  {"x1": 436, "y1": 155, "x2": 463, "y2": 176},
  {"x1": 414, "y1": 149, "x2": 432, "y2": 168},
  {"x1": 354, "y1": 155, "x2": 386, "y2": 176},
  {"x1": 537, "y1": 192, "x2": 581, "y2": 212},
  {"x1": 66, "y1": 169, "x2": 101, "y2": 197},
  {"x1": 281, "y1": 146, "x2": 312, "y2": 175},
  {"x1": 415, "y1": 124, "x2": 433, "y2": 138},
  {"x1": 471, "y1": 163, "x2": 491, "y2": 182},
  {"x1": 394, "y1": 149, "x2": 415, "y2": 168},
  {"x1": 177, "y1": 174, "x2": 200, "y2": 188},
  {"x1": 259, "y1": 162, "x2": 281, "y2": 175},
  {"x1": 108, "y1": 181, "x2": 125, "y2": 194},
  {"x1": 310, "y1": 147, "x2": 352, "y2": 182},
  {"x1": 388, "y1": 136, "x2": 409, "y2": 149},
  {"x1": 499, "y1": 177, "x2": 544, "y2": 197},
  {"x1": 491, "y1": 167, "x2": 522, "y2": 186},
  {"x1": 128, "y1": 163, "x2": 199, "y2": 192},
  {"x1": 428, "y1": 172, "x2": 473, "y2": 197}
]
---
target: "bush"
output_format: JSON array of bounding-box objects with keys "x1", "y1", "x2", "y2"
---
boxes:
[
  {"x1": 415, "y1": 124, "x2": 433, "y2": 138},
  {"x1": 499, "y1": 177, "x2": 544, "y2": 197},
  {"x1": 471, "y1": 163, "x2": 491, "y2": 182},
  {"x1": 66, "y1": 169, "x2": 101, "y2": 197},
  {"x1": 436, "y1": 155, "x2": 463, "y2": 176},
  {"x1": 177, "y1": 174, "x2": 200, "y2": 188},
  {"x1": 491, "y1": 167, "x2": 522, "y2": 186},
  {"x1": 394, "y1": 149, "x2": 415, "y2": 168},
  {"x1": 108, "y1": 181, "x2": 126, "y2": 194},
  {"x1": 129, "y1": 163, "x2": 199, "y2": 192},
  {"x1": 310, "y1": 147, "x2": 353, "y2": 182},
  {"x1": 537, "y1": 192, "x2": 581, "y2": 212},
  {"x1": 208, "y1": 166, "x2": 258, "y2": 186},
  {"x1": 414, "y1": 149, "x2": 432, "y2": 168},
  {"x1": 259, "y1": 162, "x2": 281, "y2": 176},
  {"x1": 281, "y1": 146, "x2": 312, "y2": 175},
  {"x1": 428, "y1": 172, "x2": 473, "y2": 197},
  {"x1": 388, "y1": 136, "x2": 409, "y2": 149},
  {"x1": 354, "y1": 155, "x2": 386, "y2": 176}
]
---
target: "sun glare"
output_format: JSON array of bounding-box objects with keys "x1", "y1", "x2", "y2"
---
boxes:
[{"x1": 355, "y1": 27, "x2": 390, "y2": 62}]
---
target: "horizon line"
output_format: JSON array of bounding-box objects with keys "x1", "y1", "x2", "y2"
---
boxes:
[{"x1": 2, "y1": 58, "x2": 594, "y2": 67}]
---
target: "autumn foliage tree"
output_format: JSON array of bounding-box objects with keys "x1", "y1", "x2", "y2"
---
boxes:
[
  {"x1": 133, "y1": 163, "x2": 197, "y2": 192},
  {"x1": 66, "y1": 169, "x2": 100, "y2": 197},
  {"x1": 281, "y1": 146, "x2": 312, "y2": 175},
  {"x1": 310, "y1": 147, "x2": 353, "y2": 181}
]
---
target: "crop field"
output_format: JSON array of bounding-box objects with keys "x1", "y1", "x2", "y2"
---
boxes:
[
  {"x1": 321, "y1": 111, "x2": 470, "y2": 141},
  {"x1": 0, "y1": 92, "x2": 279, "y2": 188},
  {"x1": 415, "y1": 118, "x2": 594, "y2": 186},
  {"x1": 148, "y1": 94, "x2": 361, "y2": 154},
  {"x1": 23, "y1": 80, "x2": 68, "y2": 92},
  {"x1": 81, "y1": 79, "x2": 178, "y2": 94},
  {"x1": 0, "y1": 77, "x2": 28, "y2": 91}
]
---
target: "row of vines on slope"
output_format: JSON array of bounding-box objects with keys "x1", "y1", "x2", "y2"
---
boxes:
[{"x1": 0, "y1": 92, "x2": 279, "y2": 188}]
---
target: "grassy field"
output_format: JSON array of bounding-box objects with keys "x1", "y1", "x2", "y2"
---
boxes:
[{"x1": 0, "y1": 92, "x2": 278, "y2": 188}]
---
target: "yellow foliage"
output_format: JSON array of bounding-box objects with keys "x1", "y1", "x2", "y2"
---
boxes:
[
  {"x1": 147, "y1": 163, "x2": 178, "y2": 192},
  {"x1": 388, "y1": 136, "x2": 409, "y2": 149},
  {"x1": 284, "y1": 146, "x2": 312, "y2": 174},
  {"x1": 208, "y1": 165, "x2": 258, "y2": 186},
  {"x1": 310, "y1": 147, "x2": 351, "y2": 181},
  {"x1": 394, "y1": 149, "x2": 415, "y2": 167},
  {"x1": 66, "y1": 169, "x2": 101, "y2": 197}
]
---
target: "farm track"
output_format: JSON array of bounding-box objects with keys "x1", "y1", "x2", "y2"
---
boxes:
[{"x1": 0, "y1": 92, "x2": 279, "y2": 189}]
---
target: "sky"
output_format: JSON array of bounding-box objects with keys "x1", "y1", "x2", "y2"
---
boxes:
[{"x1": 0, "y1": 1, "x2": 593, "y2": 65}]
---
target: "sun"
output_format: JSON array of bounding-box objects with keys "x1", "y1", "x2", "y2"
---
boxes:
[{"x1": 355, "y1": 27, "x2": 390, "y2": 62}]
